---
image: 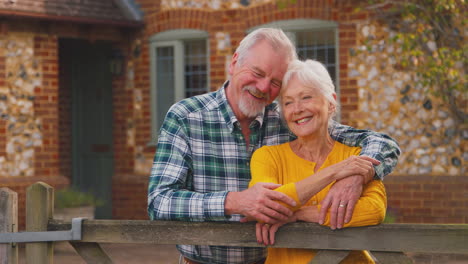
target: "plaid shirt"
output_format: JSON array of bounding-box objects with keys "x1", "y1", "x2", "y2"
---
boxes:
[{"x1": 148, "y1": 83, "x2": 400, "y2": 264}]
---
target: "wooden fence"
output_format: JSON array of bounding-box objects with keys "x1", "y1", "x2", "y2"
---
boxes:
[{"x1": 1, "y1": 182, "x2": 468, "y2": 264}]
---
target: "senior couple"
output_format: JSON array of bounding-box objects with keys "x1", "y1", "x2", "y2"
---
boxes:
[{"x1": 148, "y1": 28, "x2": 400, "y2": 264}]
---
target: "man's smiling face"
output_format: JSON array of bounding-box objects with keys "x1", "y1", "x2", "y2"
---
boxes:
[{"x1": 227, "y1": 40, "x2": 289, "y2": 120}]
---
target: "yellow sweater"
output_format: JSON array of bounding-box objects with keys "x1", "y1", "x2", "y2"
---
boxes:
[{"x1": 249, "y1": 141, "x2": 387, "y2": 264}]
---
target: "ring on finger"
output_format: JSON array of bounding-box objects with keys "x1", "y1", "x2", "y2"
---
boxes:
[
  {"x1": 264, "y1": 224, "x2": 270, "y2": 228},
  {"x1": 339, "y1": 204, "x2": 346, "y2": 207}
]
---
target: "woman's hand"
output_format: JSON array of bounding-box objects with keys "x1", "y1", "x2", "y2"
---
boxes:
[
  {"x1": 256, "y1": 215, "x2": 296, "y2": 246},
  {"x1": 256, "y1": 206, "x2": 320, "y2": 245}
]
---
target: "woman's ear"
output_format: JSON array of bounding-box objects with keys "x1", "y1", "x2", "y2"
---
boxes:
[{"x1": 329, "y1": 93, "x2": 337, "y2": 114}]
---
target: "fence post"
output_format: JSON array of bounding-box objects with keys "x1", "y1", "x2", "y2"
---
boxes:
[
  {"x1": 25, "y1": 182, "x2": 54, "y2": 264},
  {"x1": 0, "y1": 187, "x2": 18, "y2": 264}
]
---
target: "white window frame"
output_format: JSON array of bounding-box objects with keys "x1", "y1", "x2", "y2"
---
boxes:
[{"x1": 149, "y1": 29, "x2": 210, "y2": 144}]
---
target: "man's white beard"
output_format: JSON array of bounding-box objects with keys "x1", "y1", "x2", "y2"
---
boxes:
[{"x1": 238, "y1": 86, "x2": 269, "y2": 118}]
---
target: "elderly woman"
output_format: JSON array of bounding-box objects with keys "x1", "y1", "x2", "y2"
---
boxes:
[{"x1": 249, "y1": 59, "x2": 387, "y2": 263}]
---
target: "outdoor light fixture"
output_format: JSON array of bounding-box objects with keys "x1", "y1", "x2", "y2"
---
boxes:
[{"x1": 110, "y1": 49, "x2": 124, "y2": 76}]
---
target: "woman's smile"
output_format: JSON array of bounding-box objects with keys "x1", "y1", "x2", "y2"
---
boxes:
[{"x1": 295, "y1": 116, "x2": 313, "y2": 125}]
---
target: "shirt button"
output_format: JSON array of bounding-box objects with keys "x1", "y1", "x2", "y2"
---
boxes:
[{"x1": 246, "y1": 161, "x2": 250, "y2": 166}]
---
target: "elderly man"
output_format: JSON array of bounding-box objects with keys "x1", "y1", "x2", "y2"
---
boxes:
[{"x1": 148, "y1": 28, "x2": 400, "y2": 264}]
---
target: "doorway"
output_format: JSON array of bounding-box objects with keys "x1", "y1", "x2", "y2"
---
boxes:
[{"x1": 59, "y1": 39, "x2": 114, "y2": 218}]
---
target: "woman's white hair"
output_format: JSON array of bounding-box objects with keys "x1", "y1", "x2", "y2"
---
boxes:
[
  {"x1": 281, "y1": 59, "x2": 339, "y2": 120},
  {"x1": 235, "y1": 28, "x2": 297, "y2": 66}
]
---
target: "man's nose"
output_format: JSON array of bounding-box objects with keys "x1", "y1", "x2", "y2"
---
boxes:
[{"x1": 256, "y1": 78, "x2": 270, "y2": 93}]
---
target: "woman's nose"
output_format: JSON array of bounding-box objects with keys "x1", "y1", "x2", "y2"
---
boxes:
[{"x1": 293, "y1": 102, "x2": 303, "y2": 113}]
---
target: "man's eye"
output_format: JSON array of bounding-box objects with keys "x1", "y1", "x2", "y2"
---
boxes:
[
  {"x1": 272, "y1": 82, "x2": 281, "y2": 88},
  {"x1": 253, "y1": 71, "x2": 262, "y2": 77}
]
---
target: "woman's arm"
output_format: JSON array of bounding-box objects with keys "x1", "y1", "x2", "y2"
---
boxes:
[
  {"x1": 269, "y1": 156, "x2": 379, "y2": 209},
  {"x1": 297, "y1": 180, "x2": 387, "y2": 228}
]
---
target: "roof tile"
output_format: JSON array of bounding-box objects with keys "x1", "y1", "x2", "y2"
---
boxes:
[{"x1": 0, "y1": 0, "x2": 134, "y2": 22}]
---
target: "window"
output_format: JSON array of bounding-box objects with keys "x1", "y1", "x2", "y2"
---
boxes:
[
  {"x1": 248, "y1": 19, "x2": 339, "y2": 105},
  {"x1": 295, "y1": 30, "x2": 336, "y2": 83},
  {"x1": 149, "y1": 30, "x2": 209, "y2": 142}
]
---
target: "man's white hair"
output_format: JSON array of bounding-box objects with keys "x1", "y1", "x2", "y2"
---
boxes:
[{"x1": 235, "y1": 28, "x2": 297, "y2": 66}]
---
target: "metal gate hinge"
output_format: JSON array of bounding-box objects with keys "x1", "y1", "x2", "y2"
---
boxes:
[{"x1": 0, "y1": 217, "x2": 85, "y2": 243}]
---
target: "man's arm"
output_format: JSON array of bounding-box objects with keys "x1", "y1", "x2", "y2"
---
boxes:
[
  {"x1": 147, "y1": 112, "x2": 229, "y2": 222},
  {"x1": 322, "y1": 121, "x2": 400, "y2": 228},
  {"x1": 328, "y1": 120, "x2": 401, "y2": 180}
]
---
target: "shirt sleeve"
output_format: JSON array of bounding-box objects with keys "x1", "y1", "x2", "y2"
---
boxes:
[
  {"x1": 318, "y1": 180, "x2": 387, "y2": 227},
  {"x1": 328, "y1": 120, "x2": 401, "y2": 180},
  {"x1": 147, "y1": 110, "x2": 229, "y2": 222}
]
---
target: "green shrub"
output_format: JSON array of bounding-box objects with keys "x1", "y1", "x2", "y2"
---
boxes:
[
  {"x1": 383, "y1": 208, "x2": 397, "y2": 223},
  {"x1": 54, "y1": 188, "x2": 104, "y2": 209}
]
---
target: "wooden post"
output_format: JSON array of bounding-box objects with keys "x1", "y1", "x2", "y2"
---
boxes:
[
  {"x1": 309, "y1": 250, "x2": 349, "y2": 264},
  {"x1": 371, "y1": 251, "x2": 414, "y2": 264},
  {"x1": 0, "y1": 187, "x2": 18, "y2": 264},
  {"x1": 25, "y1": 182, "x2": 54, "y2": 264}
]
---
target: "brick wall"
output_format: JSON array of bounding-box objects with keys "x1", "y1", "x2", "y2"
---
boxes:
[
  {"x1": 58, "y1": 40, "x2": 72, "y2": 180},
  {"x1": 112, "y1": 175, "x2": 149, "y2": 220},
  {"x1": 0, "y1": 19, "x2": 132, "y2": 229},
  {"x1": 385, "y1": 175, "x2": 468, "y2": 223},
  {"x1": 34, "y1": 35, "x2": 60, "y2": 177},
  {"x1": 0, "y1": 49, "x2": 5, "y2": 159}
]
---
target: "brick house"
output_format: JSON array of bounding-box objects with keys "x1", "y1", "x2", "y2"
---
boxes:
[{"x1": 0, "y1": 0, "x2": 466, "y2": 229}]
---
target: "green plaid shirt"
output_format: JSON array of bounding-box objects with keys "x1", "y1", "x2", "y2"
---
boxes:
[{"x1": 148, "y1": 83, "x2": 400, "y2": 264}]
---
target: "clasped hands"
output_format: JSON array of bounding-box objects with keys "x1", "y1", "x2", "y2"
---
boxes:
[{"x1": 240, "y1": 155, "x2": 379, "y2": 245}]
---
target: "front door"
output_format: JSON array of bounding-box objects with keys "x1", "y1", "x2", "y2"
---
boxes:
[{"x1": 61, "y1": 39, "x2": 114, "y2": 219}]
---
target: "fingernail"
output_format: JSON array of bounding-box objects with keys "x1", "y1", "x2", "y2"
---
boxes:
[{"x1": 319, "y1": 220, "x2": 323, "y2": 225}]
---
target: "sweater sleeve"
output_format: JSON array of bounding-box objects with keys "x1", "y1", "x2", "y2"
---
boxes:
[
  {"x1": 319, "y1": 180, "x2": 387, "y2": 227},
  {"x1": 250, "y1": 147, "x2": 302, "y2": 211},
  {"x1": 250, "y1": 147, "x2": 280, "y2": 186}
]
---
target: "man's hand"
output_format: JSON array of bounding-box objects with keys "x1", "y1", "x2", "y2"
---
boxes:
[
  {"x1": 318, "y1": 175, "x2": 363, "y2": 230},
  {"x1": 322, "y1": 155, "x2": 379, "y2": 181},
  {"x1": 226, "y1": 182, "x2": 296, "y2": 224}
]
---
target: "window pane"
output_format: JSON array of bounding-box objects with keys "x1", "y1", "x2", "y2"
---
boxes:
[
  {"x1": 156, "y1": 46, "x2": 175, "y2": 130},
  {"x1": 184, "y1": 39, "x2": 208, "y2": 98},
  {"x1": 296, "y1": 30, "x2": 336, "y2": 82}
]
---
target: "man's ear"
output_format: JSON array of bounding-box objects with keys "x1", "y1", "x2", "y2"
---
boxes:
[{"x1": 228, "y1": 52, "x2": 239, "y2": 76}]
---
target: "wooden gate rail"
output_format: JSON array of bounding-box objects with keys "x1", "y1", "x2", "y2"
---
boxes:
[
  {"x1": 2, "y1": 182, "x2": 468, "y2": 264},
  {"x1": 47, "y1": 219, "x2": 468, "y2": 254}
]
